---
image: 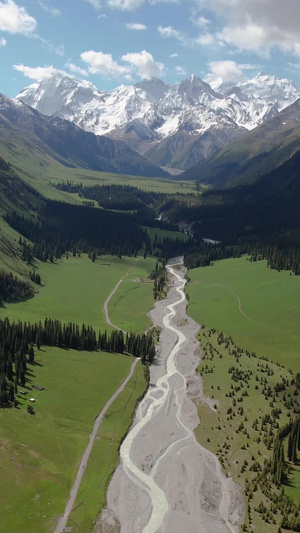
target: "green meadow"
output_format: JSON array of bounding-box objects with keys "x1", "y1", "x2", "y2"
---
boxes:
[
  {"x1": 42, "y1": 165, "x2": 196, "y2": 196},
  {"x1": 0, "y1": 253, "x2": 156, "y2": 333},
  {"x1": 0, "y1": 252, "x2": 159, "y2": 531},
  {"x1": 187, "y1": 256, "x2": 300, "y2": 372},
  {"x1": 7, "y1": 146, "x2": 196, "y2": 200},
  {"x1": 108, "y1": 257, "x2": 156, "y2": 333},
  {"x1": 67, "y1": 362, "x2": 146, "y2": 531},
  {"x1": 0, "y1": 346, "x2": 142, "y2": 533}
]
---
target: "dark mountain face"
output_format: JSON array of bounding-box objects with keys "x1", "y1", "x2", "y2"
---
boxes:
[
  {"x1": 0, "y1": 94, "x2": 169, "y2": 179},
  {"x1": 180, "y1": 98, "x2": 300, "y2": 187}
]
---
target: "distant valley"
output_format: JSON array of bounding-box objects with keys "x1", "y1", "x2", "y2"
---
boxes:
[{"x1": 0, "y1": 68, "x2": 299, "y2": 533}]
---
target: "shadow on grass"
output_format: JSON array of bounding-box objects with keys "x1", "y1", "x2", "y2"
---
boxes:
[{"x1": 30, "y1": 360, "x2": 43, "y2": 367}]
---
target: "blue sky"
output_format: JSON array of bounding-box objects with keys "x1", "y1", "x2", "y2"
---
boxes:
[{"x1": 1, "y1": 0, "x2": 300, "y2": 97}]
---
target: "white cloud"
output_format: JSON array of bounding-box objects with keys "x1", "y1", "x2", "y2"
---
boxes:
[
  {"x1": 194, "y1": 0, "x2": 300, "y2": 57},
  {"x1": 107, "y1": 0, "x2": 144, "y2": 9},
  {"x1": 192, "y1": 14, "x2": 210, "y2": 28},
  {"x1": 209, "y1": 60, "x2": 246, "y2": 82},
  {"x1": 33, "y1": 34, "x2": 65, "y2": 56},
  {"x1": 0, "y1": 0, "x2": 37, "y2": 35},
  {"x1": 85, "y1": 0, "x2": 102, "y2": 9},
  {"x1": 195, "y1": 33, "x2": 214, "y2": 45},
  {"x1": 158, "y1": 23, "x2": 215, "y2": 48},
  {"x1": 218, "y1": 24, "x2": 273, "y2": 57},
  {"x1": 80, "y1": 48, "x2": 164, "y2": 80},
  {"x1": 66, "y1": 62, "x2": 88, "y2": 76},
  {"x1": 13, "y1": 64, "x2": 65, "y2": 80},
  {"x1": 38, "y1": 1, "x2": 61, "y2": 17},
  {"x1": 170, "y1": 53, "x2": 179, "y2": 58},
  {"x1": 175, "y1": 65, "x2": 186, "y2": 76},
  {"x1": 0, "y1": 36, "x2": 6, "y2": 45},
  {"x1": 158, "y1": 25, "x2": 187, "y2": 44},
  {"x1": 86, "y1": 0, "x2": 179, "y2": 11},
  {"x1": 122, "y1": 50, "x2": 164, "y2": 79},
  {"x1": 126, "y1": 22, "x2": 147, "y2": 30},
  {"x1": 81, "y1": 50, "x2": 128, "y2": 77}
]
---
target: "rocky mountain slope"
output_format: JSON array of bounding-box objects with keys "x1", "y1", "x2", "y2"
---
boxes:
[
  {"x1": 16, "y1": 71, "x2": 300, "y2": 170},
  {"x1": 180, "y1": 99, "x2": 300, "y2": 188},
  {"x1": 0, "y1": 93, "x2": 168, "y2": 178}
]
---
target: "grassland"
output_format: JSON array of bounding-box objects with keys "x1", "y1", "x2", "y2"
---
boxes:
[
  {"x1": 8, "y1": 148, "x2": 196, "y2": 201},
  {"x1": 66, "y1": 362, "x2": 146, "y2": 531},
  {"x1": 0, "y1": 253, "x2": 157, "y2": 333},
  {"x1": 0, "y1": 251, "x2": 160, "y2": 531},
  {"x1": 194, "y1": 328, "x2": 300, "y2": 531},
  {"x1": 108, "y1": 258, "x2": 156, "y2": 333},
  {"x1": 186, "y1": 256, "x2": 300, "y2": 530},
  {"x1": 0, "y1": 346, "x2": 144, "y2": 533},
  {"x1": 42, "y1": 165, "x2": 197, "y2": 196},
  {"x1": 187, "y1": 256, "x2": 300, "y2": 373}
]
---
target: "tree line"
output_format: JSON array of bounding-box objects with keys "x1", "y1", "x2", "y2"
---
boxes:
[
  {"x1": 51, "y1": 181, "x2": 165, "y2": 213},
  {"x1": 0, "y1": 271, "x2": 32, "y2": 304},
  {"x1": 150, "y1": 260, "x2": 167, "y2": 299},
  {"x1": 184, "y1": 230, "x2": 300, "y2": 275},
  {"x1": 5, "y1": 200, "x2": 146, "y2": 261},
  {"x1": 0, "y1": 317, "x2": 156, "y2": 406}
]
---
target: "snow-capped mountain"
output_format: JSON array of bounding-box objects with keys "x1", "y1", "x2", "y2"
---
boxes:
[{"x1": 16, "y1": 71, "x2": 300, "y2": 170}]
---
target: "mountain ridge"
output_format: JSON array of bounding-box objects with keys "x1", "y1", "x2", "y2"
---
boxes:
[
  {"x1": 180, "y1": 98, "x2": 300, "y2": 188},
  {"x1": 16, "y1": 71, "x2": 300, "y2": 170},
  {"x1": 0, "y1": 93, "x2": 169, "y2": 179}
]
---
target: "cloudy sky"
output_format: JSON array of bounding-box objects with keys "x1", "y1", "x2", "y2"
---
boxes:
[{"x1": 1, "y1": 0, "x2": 300, "y2": 97}]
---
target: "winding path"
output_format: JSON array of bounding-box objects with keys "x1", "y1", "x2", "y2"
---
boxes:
[
  {"x1": 103, "y1": 279, "x2": 126, "y2": 332},
  {"x1": 54, "y1": 357, "x2": 140, "y2": 533},
  {"x1": 100, "y1": 262, "x2": 244, "y2": 533},
  {"x1": 194, "y1": 280, "x2": 296, "y2": 338}
]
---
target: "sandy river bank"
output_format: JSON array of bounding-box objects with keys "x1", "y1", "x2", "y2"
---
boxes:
[{"x1": 97, "y1": 262, "x2": 244, "y2": 533}]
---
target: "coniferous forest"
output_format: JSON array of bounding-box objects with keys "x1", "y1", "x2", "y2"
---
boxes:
[{"x1": 0, "y1": 316, "x2": 155, "y2": 406}]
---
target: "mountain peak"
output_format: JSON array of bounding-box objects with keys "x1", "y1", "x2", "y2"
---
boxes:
[
  {"x1": 135, "y1": 77, "x2": 167, "y2": 101},
  {"x1": 15, "y1": 70, "x2": 300, "y2": 171}
]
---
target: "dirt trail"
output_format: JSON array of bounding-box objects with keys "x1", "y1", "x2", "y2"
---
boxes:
[
  {"x1": 193, "y1": 280, "x2": 296, "y2": 338},
  {"x1": 54, "y1": 357, "x2": 140, "y2": 533},
  {"x1": 103, "y1": 279, "x2": 126, "y2": 332},
  {"x1": 98, "y1": 262, "x2": 244, "y2": 533},
  {"x1": 103, "y1": 264, "x2": 137, "y2": 333}
]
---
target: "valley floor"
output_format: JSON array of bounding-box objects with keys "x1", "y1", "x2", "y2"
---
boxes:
[{"x1": 98, "y1": 263, "x2": 244, "y2": 533}]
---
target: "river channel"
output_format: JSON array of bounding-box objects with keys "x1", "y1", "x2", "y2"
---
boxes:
[{"x1": 99, "y1": 260, "x2": 244, "y2": 533}]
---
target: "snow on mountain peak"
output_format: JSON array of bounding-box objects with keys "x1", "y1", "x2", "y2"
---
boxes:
[
  {"x1": 135, "y1": 77, "x2": 167, "y2": 102},
  {"x1": 15, "y1": 70, "x2": 300, "y2": 167}
]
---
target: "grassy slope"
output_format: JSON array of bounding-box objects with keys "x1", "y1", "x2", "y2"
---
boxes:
[
  {"x1": 187, "y1": 256, "x2": 300, "y2": 373},
  {"x1": 195, "y1": 329, "x2": 299, "y2": 531},
  {"x1": 0, "y1": 347, "x2": 140, "y2": 533},
  {"x1": 0, "y1": 220, "x2": 31, "y2": 279},
  {"x1": 2, "y1": 136, "x2": 196, "y2": 200},
  {"x1": 0, "y1": 118, "x2": 196, "y2": 203},
  {"x1": 187, "y1": 257, "x2": 300, "y2": 530},
  {"x1": 42, "y1": 165, "x2": 197, "y2": 195},
  {"x1": 0, "y1": 254, "x2": 156, "y2": 333}
]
